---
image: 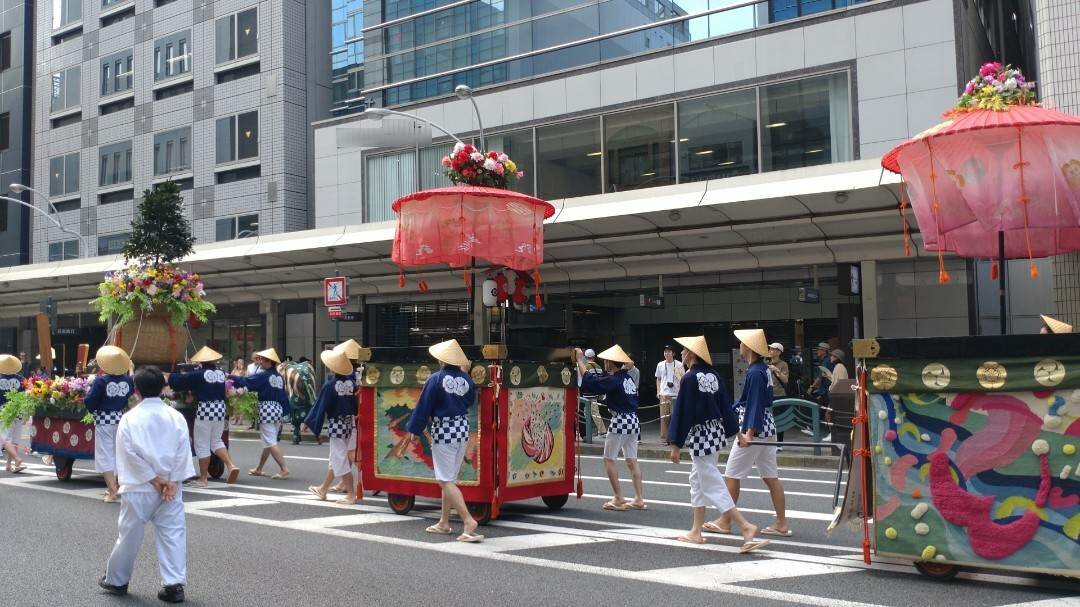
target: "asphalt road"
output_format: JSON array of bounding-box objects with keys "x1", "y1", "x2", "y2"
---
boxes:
[{"x1": 1, "y1": 437, "x2": 1076, "y2": 607}]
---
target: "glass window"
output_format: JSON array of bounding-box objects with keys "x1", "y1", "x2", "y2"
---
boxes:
[
  {"x1": 237, "y1": 214, "x2": 259, "y2": 238},
  {"x1": 365, "y1": 150, "x2": 417, "y2": 223},
  {"x1": 52, "y1": 0, "x2": 82, "y2": 29},
  {"x1": 154, "y1": 30, "x2": 191, "y2": 80},
  {"x1": 98, "y1": 233, "x2": 130, "y2": 255},
  {"x1": 100, "y1": 49, "x2": 133, "y2": 96},
  {"x1": 50, "y1": 66, "x2": 81, "y2": 113},
  {"x1": 49, "y1": 153, "x2": 80, "y2": 196},
  {"x1": 153, "y1": 127, "x2": 192, "y2": 175},
  {"x1": 48, "y1": 239, "x2": 79, "y2": 261},
  {"x1": 486, "y1": 129, "x2": 534, "y2": 196},
  {"x1": 604, "y1": 105, "x2": 675, "y2": 192},
  {"x1": 99, "y1": 140, "x2": 132, "y2": 186},
  {"x1": 0, "y1": 113, "x2": 8, "y2": 150},
  {"x1": 759, "y1": 72, "x2": 850, "y2": 171},
  {"x1": 216, "y1": 8, "x2": 258, "y2": 64},
  {"x1": 418, "y1": 143, "x2": 452, "y2": 191},
  {"x1": 0, "y1": 32, "x2": 11, "y2": 72},
  {"x1": 216, "y1": 111, "x2": 259, "y2": 164},
  {"x1": 215, "y1": 217, "x2": 235, "y2": 241},
  {"x1": 537, "y1": 117, "x2": 601, "y2": 200},
  {"x1": 678, "y1": 88, "x2": 758, "y2": 182}
]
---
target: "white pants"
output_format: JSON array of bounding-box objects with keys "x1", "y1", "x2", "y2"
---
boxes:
[
  {"x1": 105, "y1": 489, "x2": 187, "y2": 587},
  {"x1": 193, "y1": 419, "x2": 226, "y2": 458},
  {"x1": 690, "y1": 452, "x2": 735, "y2": 512},
  {"x1": 95, "y1": 424, "x2": 118, "y2": 473},
  {"x1": 432, "y1": 441, "x2": 466, "y2": 482},
  {"x1": 603, "y1": 432, "x2": 638, "y2": 461},
  {"x1": 724, "y1": 434, "x2": 779, "y2": 480},
  {"x1": 0, "y1": 418, "x2": 21, "y2": 447},
  {"x1": 260, "y1": 422, "x2": 281, "y2": 448},
  {"x1": 328, "y1": 434, "x2": 353, "y2": 478}
]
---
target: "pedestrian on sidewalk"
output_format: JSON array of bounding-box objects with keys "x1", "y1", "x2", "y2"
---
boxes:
[
  {"x1": 84, "y1": 346, "x2": 134, "y2": 502},
  {"x1": 654, "y1": 345, "x2": 684, "y2": 446},
  {"x1": 580, "y1": 349, "x2": 608, "y2": 437},
  {"x1": 99, "y1": 366, "x2": 196, "y2": 604},
  {"x1": 767, "y1": 342, "x2": 789, "y2": 449},
  {"x1": 305, "y1": 348, "x2": 358, "y2": 505},
  {"x1": 575, "y1": 345, "x2": 646, "y2": 511},
  {"x1": 167, "y1": 347, "x2": 240, "y2": 487},
  {"x1": 0, "y1": 353, "x2": 27, "y2": 473},
  {"x1": 709, "y1": 329, "x2": 791, "y2": 538},
  {"x1": 404, "y1": 339, "x2": 484, "y2": 543},
  {"x1": 667, "y1": 336, "x2": 768, "y2": 553},
  {"x1": 229, "y1": 356, "x2": 247, "y2": 427},
  {"x1": 229, "y1": 349, "x2": 290, "y2": 480}
]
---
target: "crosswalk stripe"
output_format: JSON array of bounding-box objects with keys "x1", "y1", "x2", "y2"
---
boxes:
[
  {"x1": 282, "y1": 513, "x2": 414, "y2": 529},
  {"x1": 663, "y1": 469, "x2": 843, "y2": 485},
  {"x1": 442, "y1": 532, "x2": 613, "y2": 554},
  {"x1": 649, "y1": 559, "x2": 861, "y2": 586},
  {"x1": 580, "y1": 493, "x2": 835, "y2": 521},
  {"x1": 579, "y1": 474, "x2": 836, "y2": 498}
]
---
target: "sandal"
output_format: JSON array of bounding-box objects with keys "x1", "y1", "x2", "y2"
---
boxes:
[
  {"x1": 675, "y1": 535, "x2": 704, "y2": 545},
  {"x1": 308, "y1": 486, "x2": 327, "y2": 501},
  {"x1": 602, "y1": 501, "x2": 628, "y2": 511},
  {"x1": 426, "y1": 524, "x2": 453, "y2": 535},
  {"x1": 103, "y1": 494, "x2": 119, "y2": 503},
  {"x1": 183, "y1": 480, "x2": 209, "y2": 488},
  {"x1": 702, "y1": 522, "x2": 730, "y2": 534},
  {"x1": 628, "y1": 502, "x2": 648, "y2": 510},
  {"x1": 271, "y1": 471, "x2": 290, "y2": 480},
  {"x1": 227, "y1": 468, "x2": 240, "y2": 484},
  {"x1": 761, "y1": 526, "x2": 793, "y2": 537},
  {"x1": 10, "y1": 464, "x2": 26, "y2": 474},
  {"x1": 739, "y1": 540, "x2": 770, "y2": 554},
  {"x1": 248, "y1": 469, "x2": 265, "y2": 477},
  {"x1": 456, "y1": 532, "x2": 484, "y2": 543}
]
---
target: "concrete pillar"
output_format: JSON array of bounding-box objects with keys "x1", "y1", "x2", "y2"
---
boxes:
[
  {"x1": 472, "y1": 282, "x2": 489, "y2": 346},
  {"x1": 1035, "y1": 0, "x2": 1080, "y2": 326},
  {"x1": 261, "y1": 299, "x2": 277, "y2": 351},
  {"x1": 861, "y1": 260, "x2": 879, "y2": 338}
]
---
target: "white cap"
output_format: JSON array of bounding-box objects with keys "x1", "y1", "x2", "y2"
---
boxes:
[
  {"x1": 768, "y1": 342, "x2": 784, "y2": 353},
  {"x1": 584, "y1": 348, "x2": 596, "y2": 359}
]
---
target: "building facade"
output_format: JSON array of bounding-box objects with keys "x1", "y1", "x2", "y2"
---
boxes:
[
  {"x1": 31, "y1": 0, "x2": 331, "y2": 263},
  {"x1": 0, "y1": 0, "x2": 33, "y2": 270}
]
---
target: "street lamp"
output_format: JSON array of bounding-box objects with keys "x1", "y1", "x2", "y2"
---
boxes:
[
  {"x1": 363, "y1": 107, "x2": 464, "y2": 145},
  {"x1": 454, "y1": 85, "x2": 485, "y2": 152},
  {"x1": 7, "y1": 183, "x2": 89, "y2": 258}
]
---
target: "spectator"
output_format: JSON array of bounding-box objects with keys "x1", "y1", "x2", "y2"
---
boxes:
[
  {"x1": 580, "y1": 349, "x2": 607, "y2": 437},
  {"x1": 767, "y1": 343, "x2": 789, "y2": 447},
  {"x1": 654, "y1": 345, "x2": 684, "y2": 446},
  {"x1": 19, "y1": 352, "x2": 29, "y2": 376}
]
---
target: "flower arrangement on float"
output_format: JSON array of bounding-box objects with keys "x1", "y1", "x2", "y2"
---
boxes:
[
  {"x1": 94, "y1": 263, "x2": 213, "y2": 327},
  {"x1": 164, "y1": 378, "x2": 257, "y2": 419},
  {"x1": 441, "y1": 142, "x2": 524, "y2": 188},
  {"x1": 954, "y1": 62, "x2": 1036, "y2": 113},
  {"x1": 1, "y1": 376, "x2": 95, "y2": 426}
]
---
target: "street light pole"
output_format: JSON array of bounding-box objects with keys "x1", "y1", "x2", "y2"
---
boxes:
[
  {"x1": 0, "y1": 194, "x2": 88, "y2": 258},
  {"x1": 454, "y1": 85, "x2": 484, "y2": 151}
]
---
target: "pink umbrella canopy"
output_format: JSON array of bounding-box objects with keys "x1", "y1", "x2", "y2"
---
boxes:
[{"x1": 882, "y1": 63, "x2": 1080, "y2": 282}]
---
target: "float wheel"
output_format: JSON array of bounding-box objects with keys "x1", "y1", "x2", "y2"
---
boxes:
[
  {"x1": 914, "y1": 561, "x2": 960, "y2": 580},
  {"x1": 54, "y1": 456, "x2": 74, "y2": 481},
  {"x1": 387, "y1": 493, "x2": 415, "y2": 515},
  {"x1": 208, "y1": 456, "x2": 225, "y2": 480},
  {"x1": 466, "y1": 501, "x2": 492, "y2": 525},
  {"x1": 541, "y1": 494, "x2": 569, "y2": 510}
]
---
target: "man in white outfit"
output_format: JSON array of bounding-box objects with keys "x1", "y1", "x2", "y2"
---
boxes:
[{"x1": 100, "y1": 366, "x2": 195, "y2": 603}]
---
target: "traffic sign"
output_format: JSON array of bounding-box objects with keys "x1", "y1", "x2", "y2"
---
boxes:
[
  {"x1": 328, "y1": 306, "x2": 342, "y2": 320},
  {"x1": 324, "y1": 276, "x2": 348, "y2": 306}
]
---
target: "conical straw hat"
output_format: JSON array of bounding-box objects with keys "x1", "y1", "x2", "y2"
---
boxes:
[
  {"x1": 429, "y1": 339, "x2": 469, "y2": 367},
  {"x1": 189, "y1": 346, "x2": 223, "y2": 363},
  {"x1": 674, "y1": 336, "x2": 712, "y2": 365},
  {"x1": 96, "y1": 345, "x2": 132, "y2": 375},
  {"x1": 0, "y1": 354, "x2": 20, "y2": 375},
  {"x1": 1041, "y1": 314, "x2": 1073, "y2": 334},
  {"x1": 332, "y1": 339, "x2": 362, "y2": 360},
  {"x1": 321, "y1": 348, "x2": 354, "y2": 376},
  {"x1": 596, "y1": 344, "x2": 633, "y2": 364},
  {"x1": 254, "y1": 348, "x2": 281, "y2": 365},
  {"x1": 734, "y1": 329, "x2": 769, "y2": 357}
]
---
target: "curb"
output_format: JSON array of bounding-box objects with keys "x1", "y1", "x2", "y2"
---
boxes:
[{"x1": 231, "y1": 428, "x2": 840, "y2": 469}]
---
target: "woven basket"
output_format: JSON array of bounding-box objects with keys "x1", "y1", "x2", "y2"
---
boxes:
[{"x1": 113, "y1": 305, "x2": 186, "y2": 366}]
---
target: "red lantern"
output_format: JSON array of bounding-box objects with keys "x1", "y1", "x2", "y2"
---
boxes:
[
  {"x1": 187, "y1": 313, "x2": 202, "y2": 330},
  {"x1": 391, "y1": 186, "x2": 555, "y2": 284}
]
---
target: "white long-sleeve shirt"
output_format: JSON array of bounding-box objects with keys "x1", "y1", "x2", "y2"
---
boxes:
[{"x1": 115, "y1": 397, "x2": 195, "y2": 494}]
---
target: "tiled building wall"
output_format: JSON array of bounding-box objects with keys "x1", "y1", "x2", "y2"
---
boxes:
[
  {"x1": 31, "y1": 0, "x2": 329, "y2": 262},
  {"x1": 1036, "y1": 0, "x2": 1080, "y2": 327}
]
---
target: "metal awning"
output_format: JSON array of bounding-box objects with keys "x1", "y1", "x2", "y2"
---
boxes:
[{"x1": 0, "y1": 159, "x2": 918, "y2": 319}]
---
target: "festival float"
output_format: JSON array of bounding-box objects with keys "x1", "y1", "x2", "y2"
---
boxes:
[
  {"x1": 838, "y1": 64, "x2": 1080, "y2": 579},
  {"x1": 355, "y1": 143, "x2": 576, "y2": 522}
]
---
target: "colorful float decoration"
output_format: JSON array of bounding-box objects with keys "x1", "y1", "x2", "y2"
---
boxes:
[
  {"x1": 91, "y1": 181, "x2": 215, "y2": 365},
  {"x1": 882, "y1": 63, "x2": 1080, "y2": 282},
  {"x1": 355, "y1": 345, "x2": 579, "y2": 523},
  {"x1": 391, "y1": 143, "x2": 554, "y2": 304}
]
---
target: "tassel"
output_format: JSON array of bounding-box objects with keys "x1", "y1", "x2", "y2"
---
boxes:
[
  {"x1": 899, "y1": 181, "x2": 912, "y2": 257},
  {"x1": 398, "y1": 270, "x2": 405, "y2": 288},
  {"x1": 418, "y1": 280, "x2": 429, "y2": 293},
  {"x1": 463, "y1": 267, "x2": 472, "y2": 292},
  {"x1": 990, "y1": 261, "x2": 999, "y2": 280},
  {"x1": 938, "y1": 253, "x2": 950, "y2": 284},
  {"x1": 532, "y1": 269, "x2": 543, "y2": 308},
  {"x1": 1029, "y1": 262, "x2": 1039, "y2": 278}
]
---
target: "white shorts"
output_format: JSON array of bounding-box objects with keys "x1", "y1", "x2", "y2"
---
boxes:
[
  {"x1": 723, "y1": 434, "x2": 779, "y2": 480},
  {"x1": 260, "y1": 422, "x2": 282, "y2": 448},
  {"x1": 432, "y1": 441, "x2": 467, "y2": 482},
  {"x1": 602, "y1": 432, "x2": 638, "y2": 461},
  {"x1": 95, "y1": 424, "x2": 118, "y2": 473},
  {"x1": 193, "y1": 419, "x2": 226, "y2": 458},
  {"x1": 690, "y1": 452, "x2": 735, "y2": 512},
  {"x1": 0, "y1": 419, "x2": 21, "y2": 446},
  {"x1": 328, "y1": 436, "x2": 353, "y2": 477}
]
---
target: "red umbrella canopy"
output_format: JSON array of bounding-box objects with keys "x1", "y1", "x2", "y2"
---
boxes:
[
  {"x1": 391, "y1": 185, "x2": 555, "y2": 275},
  {"x1": 882, "y1": 64, "x2": 1080, "y2": 277}
]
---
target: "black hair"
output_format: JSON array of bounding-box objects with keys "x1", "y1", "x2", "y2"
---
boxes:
[
  {"x1": 134, "y1": 366, "x2": 166, "y2": 397},
  {"x1": 299, "y1": 356, "x2": 311, "y2": 363}
]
